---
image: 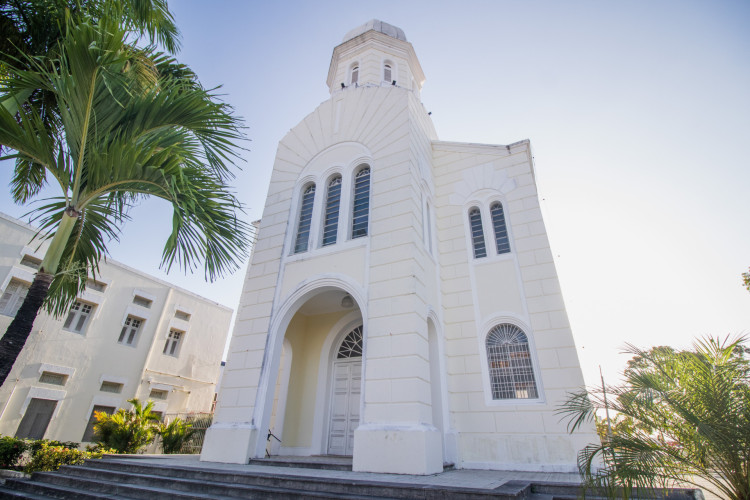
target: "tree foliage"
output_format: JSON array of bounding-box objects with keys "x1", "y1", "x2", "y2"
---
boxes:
[
  {"x1": 0, "y1": 2, "x2": 249, "y2": 387},
  {"x1": 93, "y1": 398, "x2": 159, "y2": 453},
  {"x1": 558, "y1": 336, "x2": 750, "y2": 500},
  {"x1": 157, "y1": 417, "x2": 194, "y2": 454}
]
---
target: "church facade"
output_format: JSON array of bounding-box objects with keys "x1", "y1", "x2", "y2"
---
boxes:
[{"x1": 201, "y1": 20, "x2": 597, "y2": 475}]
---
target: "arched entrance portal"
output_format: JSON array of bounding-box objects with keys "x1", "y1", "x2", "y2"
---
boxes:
[{"x1": 266, "y1": 288, "x2": 364, "y2": 457}]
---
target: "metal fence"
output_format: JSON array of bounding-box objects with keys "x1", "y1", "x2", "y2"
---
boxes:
[{"x1": 163, "y1": 412, "x2": 213, "y2": 454}]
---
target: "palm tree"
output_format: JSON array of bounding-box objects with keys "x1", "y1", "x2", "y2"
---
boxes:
[
  {"x1": 557, "y1": 336, "x2": 750, "y2": 500},
  {"x1": 0, "y1": 0, "x2": 180, "y2": 136},
  {"x1": 0, "y1": 14, "x2": 249, "y2": 386}
]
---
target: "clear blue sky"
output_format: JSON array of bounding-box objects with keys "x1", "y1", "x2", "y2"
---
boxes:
[{"x1": 1, "y1": 0, "x2": 748, "y2": 386}]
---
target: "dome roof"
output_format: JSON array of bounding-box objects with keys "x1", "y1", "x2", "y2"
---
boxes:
[{"x1": 342, "y1": 20, "x2": 407, "y2": 43}]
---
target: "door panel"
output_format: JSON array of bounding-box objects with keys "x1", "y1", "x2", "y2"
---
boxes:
[
  {"x1": 328, "y1": 360, "x2": 361, "y2": 455},
  {"x1": 16, "y1": 398, "x2": 57, "y2": 439}
]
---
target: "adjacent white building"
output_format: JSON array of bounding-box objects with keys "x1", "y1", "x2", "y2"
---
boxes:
[
  {"x1": 202, "y1": 20, "x2": 598, "y2": 474},
  {"x1": 0, "y1": 212, "x2": 232, "y2": 443}
]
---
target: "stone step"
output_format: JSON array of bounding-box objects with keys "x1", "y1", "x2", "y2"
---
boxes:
[
  {"x1": 81, "y1": 459, "x2": 532, "y2": 499},
  {"x1": 249, "y1": 457, "x2": 353, "y2": 471},
  {"x1": 59, "y1": 465, "x2": 383, "y2": 499}
]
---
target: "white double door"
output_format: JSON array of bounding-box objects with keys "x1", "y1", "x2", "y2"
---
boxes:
[{"x1": 327, "y1": 359, "x2": 361, "y2": 456}]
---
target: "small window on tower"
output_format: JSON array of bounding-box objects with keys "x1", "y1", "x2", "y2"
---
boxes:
[
  {"x1": 384, "y1": 63, "x2": 392, "y2": 82},
  {"x1": 350, "y1": 65, "x2": 359, "y2": 85}
]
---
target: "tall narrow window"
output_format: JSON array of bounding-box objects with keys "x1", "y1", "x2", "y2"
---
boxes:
[
  {"x1": 294, "y1": 184, "x2": 316, "y2": 253},
  {"x1": 491, "y1": 202, "x2": 511, "y2": 254},
  {"x1": 118, "y1": 315, "x2": 143, "y2": 346},
  {"x1": 351, "y1": 65, "x2": 359, "y2": 85},
  {"x1": 384, "y1": 63, "x2": 392, "y2": 82},
  {"x1": 351, "y1": 167, "x2": 370, "y2": 239},
  {"x1": 469, "y1": 208, "x2": 487, "y2": 258},
  {"x1": 63, "y1": 301, "x2": 94, "y2": 334},
  {"x1": 0, "y1": 279, "x2": 30, "y2": 316},
  {"x1": 322, "y1": 176, "x2": 342, "y2": 246},
  {"x1": 486, "y1": 324, "x2": 538, "y2": 400}
]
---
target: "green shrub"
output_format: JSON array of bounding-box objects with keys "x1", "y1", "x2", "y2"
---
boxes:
[
  {"x1": 0, "y1": 436, "x2": 28, "y2": 469},
  {"x1": 158, "y1": 418, "x2": 195, "y2": 454},
  {"x1": 28, "y1": 439, "x2": 79, "y2": 455},
  {"x1": 24, "y1": 443, "x2": 85, "y2": 473},
  {"x1": 24, "y1": 443, "x2": 114, "y2": 473},
  {"x1": 93, "y1": 398, "x2": 159, "y2": 453}
]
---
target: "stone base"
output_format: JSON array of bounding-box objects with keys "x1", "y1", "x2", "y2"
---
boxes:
[
  {"x1": 200, "y1": 423, "x2": 258, "y2": 464},
  {"x1": 352, "y1": 423, "x2": 443, "y2": 475}
]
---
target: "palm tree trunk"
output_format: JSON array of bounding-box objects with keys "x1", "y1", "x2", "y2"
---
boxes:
[{"x1": 0, "y1": 271, "x2": 54, "y2": 387}]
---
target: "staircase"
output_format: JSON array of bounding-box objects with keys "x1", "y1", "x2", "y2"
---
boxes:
[{"x1": 0, "y1": 457, "x2": 704, "y2": 499}]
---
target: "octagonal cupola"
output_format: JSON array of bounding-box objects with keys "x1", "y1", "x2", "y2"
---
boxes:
[{"x1": 326, "y1": 20, "x2": 426, "y2": 96}]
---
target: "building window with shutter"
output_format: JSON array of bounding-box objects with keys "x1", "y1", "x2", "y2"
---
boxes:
[
  {"x1": 294, "y1": 184, "x2": 316, "y2": 253},
  {"x1": 469, "y1": 208, "x2": 487, "y2": 258},
  {"x1": 351, "y1": 167, "x2": 370, "y2": 239},
  {"x1": 0, "y1": 279, "x2": 30, "y2": 317},
  {"x1": 118, "y1": 315, "x2": 143, "y2": 346},
  {"x1": 491, "y1": 202, "x2": 511, "y2": 255},
  {"x1": 384, "y1": 63, "x2": 392, "y2": 82},
  {"x1": 63, "y1": 301, "x2": 94, "y2": 334},
  {"x1": 322, "y1": 176, "x2": 342, "y2": 246},
  {"x1": 163, "y1": 329, "x2": 184, "y2": 357},
  {"x1": 350, "y1": 64, "x2": 359, "y2": 85}
]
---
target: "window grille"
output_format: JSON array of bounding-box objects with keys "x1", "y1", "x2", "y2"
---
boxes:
[
  {"x1": 469, "y1": 208, "x2": 487, "y2": 258},
  {"x1": 351, "y1": 167, "x2": 370, "y2": 239},
  {"x1": 491, "y1": 202, "x2": 511, "y2": 254},
  {"x1": 118, "y1": 315, "x2": 143, "y2": 346},
  {"x1": 163, "y1": 329, "x2": 183, "y2": 357},
  {"x1": 294, "y1": 184, "x2": 316, "y2": 253},
  {"x1": 133, "y1": 295, "x2": 152, "y2": 308},
  {"x1": 100, "y1": 381, "x2": 123, "y2": 393},
  {"x1": 322, "y1": 176, "x2": 342, "y2": 246},
  {"x1": 384, "y1": 63, "x2": 392, "y2": 82},
  {"x1": 63, "y1": 301, "x2": 94, "y2": 334},
  {"x1": 337, "y1": 326, "x2": 363, "y2": 359},
  {"x1": 486, "y1": 324, "x2": 538, "y2": 400},
  {"x1": 19, "y1": 255, "x2": 41, "y2": 269},
  {"x1": 39, "y1": 371, "x2": 67, "y2": 386},
  {"x1": 174, "y1": 310, "x2": 191, "y2": 321},
  {"x1": 0, "y1": 279, "x2": 30, "y2": 317},
  {"x1": 351, "y1": 65, "x2": 359, "y2": 85},
  {"x1": 150, "y1": 389, "x2": 168, "y2": 400}
]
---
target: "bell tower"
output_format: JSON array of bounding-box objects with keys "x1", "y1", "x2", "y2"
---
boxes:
[{"x1": 326, "y1": 19, "x2": 426, "y2": 96}]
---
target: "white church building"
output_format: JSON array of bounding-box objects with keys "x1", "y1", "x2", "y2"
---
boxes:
[{"x1": 201, "y1": 20, "x2": 597, "y2": 475}]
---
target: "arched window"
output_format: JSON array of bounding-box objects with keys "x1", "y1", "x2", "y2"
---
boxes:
[
  {"x1": 322, "y1": 176, "x2": 342, "y2": 246},
  {"x1": 350, "y1": 65, "x2": 359, "y2": 85},
  {"x1": 468, "y1": 208, "x2": 487, "y2": 258},
  {"x1": 383, "y1": 63, "x2": 392, "y2": 82},
  {"x1": 490, "y1": 202, "x2": 510, "y2": 254},
  {"x1": 337, "y1": 326, "x2": 363, "y2": 358},
  {"x1": 486, "y1": 324, "x2": 538, "y2": 400},
  {"x1": 351, "y1": 167, "x2": 370, "y2": 239},
  {"x1": 294, "y1": 184, "x2": 315, "y2": 253}
]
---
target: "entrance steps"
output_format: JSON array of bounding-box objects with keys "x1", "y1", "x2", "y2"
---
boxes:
[{"x1": 0, "y1": 457, "x2": 704, "y2": 499}]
